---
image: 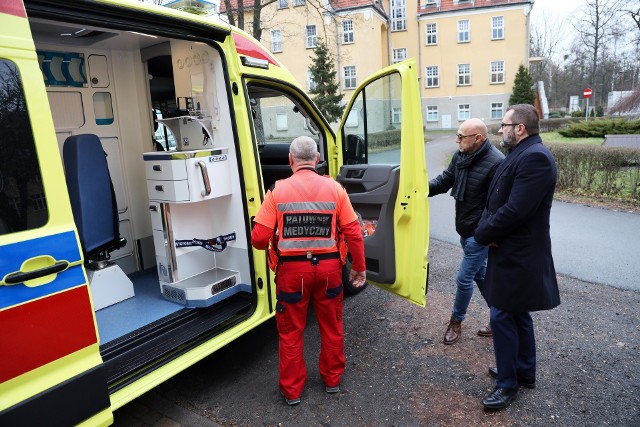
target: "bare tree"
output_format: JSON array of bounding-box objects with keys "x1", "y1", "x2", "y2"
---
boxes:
[{"x1": 573, "y1": 0, "x2": 626, "y2": 104}]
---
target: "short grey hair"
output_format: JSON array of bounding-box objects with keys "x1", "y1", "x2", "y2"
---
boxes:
[{"x1": 290, "y1": 136, "x2": 318, "y2": 162}]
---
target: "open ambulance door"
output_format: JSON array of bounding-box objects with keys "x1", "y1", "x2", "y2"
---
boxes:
[
  {"x1": 336, "y1": 59, "x2": 429, "y2": 307},
  {"x1": 0, "y1": 3, "x2": 110, "y2": 425}
]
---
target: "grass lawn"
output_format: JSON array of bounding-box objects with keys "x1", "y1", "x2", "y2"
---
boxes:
[{"x1": 540, "y1": 131, "x2": 604, "y2": 145}]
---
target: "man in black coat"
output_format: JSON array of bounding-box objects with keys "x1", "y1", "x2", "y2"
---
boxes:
[
  {"x1": 429, "y1": 118, "x2": 504, "y2": 345},
  {"x1": 474, "y1": 104, "x2": 560, "y2": 410}
]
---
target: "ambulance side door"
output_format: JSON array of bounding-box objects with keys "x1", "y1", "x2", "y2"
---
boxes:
[
  {"x1": 0, "y1": 2, "x2": 110, "y2": 425},
  {"x1": 336, "y1": 59, "x2": 429, "y2": 306}
]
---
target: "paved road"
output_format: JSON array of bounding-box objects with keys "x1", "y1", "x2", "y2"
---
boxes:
[{"x1": 425, "y1": 133, "x2": 640, "y2": 291}]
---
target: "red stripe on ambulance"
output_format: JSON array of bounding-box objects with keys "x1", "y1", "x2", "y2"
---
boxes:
[
  {"x1": 0, "y1": 286, "x2": 98, "y2": 383},
  {"x1": 232, "y1": 32, "x2": 278, "y2": 66},
  {"x1": 0, "y1": 0, "x2": 27, "y2": 18}
]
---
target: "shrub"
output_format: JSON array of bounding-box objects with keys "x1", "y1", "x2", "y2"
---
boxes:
[
  {"x1": 558, "y1": 119, "x2": 640, "y2": 138},
  {"x1": 571, "y1": 109, "x2": 585, "y2": 118},
  {"x1": 546, "y1": 143, "x2": 640, "y2": 199}
]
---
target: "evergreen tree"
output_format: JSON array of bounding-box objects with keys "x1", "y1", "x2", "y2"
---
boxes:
[
  {"x1": 509, "y1": 65, "x2": 536, "y2": 106},
  {"x1": 309, "y1": 41, "x2": 344, "y2": 123}
]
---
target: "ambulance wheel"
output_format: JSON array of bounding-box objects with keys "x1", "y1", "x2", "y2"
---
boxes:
[{"x1": 342, "y1": 265, "x2": 368, "y2": 296}]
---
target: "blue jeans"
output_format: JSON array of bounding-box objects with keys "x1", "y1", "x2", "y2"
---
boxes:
[{"x1": 452, "y1": 236, "x2": 488, "y2": 322}]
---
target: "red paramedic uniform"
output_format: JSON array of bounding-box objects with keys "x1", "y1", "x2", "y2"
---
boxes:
[{"x1": 252, "y1": 168, "x2": 365, "y2": 401}]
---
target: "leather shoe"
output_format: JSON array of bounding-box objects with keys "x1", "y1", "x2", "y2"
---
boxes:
[
  {"x1": 482, "y1": 386, "x2": 518, "y2": 410},
  {"x1": 488, "y1": 367, "x2": 535, "y2": 389},
  {"x1": 443, "y1": 316, "x2": 462, "y2": 345},
  {"x1": 477, "y1": 324, "x2": 492, "y2": 337}
]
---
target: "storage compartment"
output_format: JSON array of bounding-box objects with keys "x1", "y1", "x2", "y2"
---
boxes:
[{"x1": 159, "y1": 267, "x2": 247, "y2": 308}]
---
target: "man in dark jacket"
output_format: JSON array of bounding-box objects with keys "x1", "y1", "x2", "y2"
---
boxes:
[
  {"x1": 474, "y1": 104, "x2": 560, "y2": 410},
  {"x1": 429, "y1": 118, "x2": 504, "y2": 345}
]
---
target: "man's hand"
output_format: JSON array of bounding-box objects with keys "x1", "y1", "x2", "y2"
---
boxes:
[{"x1": 349, "y1": 269, "x2": 366, "y2": 288}]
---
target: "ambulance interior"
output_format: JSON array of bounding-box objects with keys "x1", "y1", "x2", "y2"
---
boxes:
[{"x1": 28, "y1": 17, "x2": 256, "y2": 387}]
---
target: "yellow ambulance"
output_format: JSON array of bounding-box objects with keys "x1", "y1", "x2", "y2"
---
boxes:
[{"x1": 0, "y1": 0, "x2": 428, "y2": 424}]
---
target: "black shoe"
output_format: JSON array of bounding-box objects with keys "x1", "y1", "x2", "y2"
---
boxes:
[
  {"x1": 482, "y1": 386, "x2": 518, "y2": 410},
  {"x1": 325, "y1": 384, "x2": 340, "y2": 394},
  {"x1": 488, "y1": 367, "x2": 536, "y2": 389},
  {"x1": 280, "y1": 390, "x2": 301, "y2": 406}
]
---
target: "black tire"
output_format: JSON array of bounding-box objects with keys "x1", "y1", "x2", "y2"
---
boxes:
[{"x1": 342, "y1": 264, "x2": 368, "y2": 296}]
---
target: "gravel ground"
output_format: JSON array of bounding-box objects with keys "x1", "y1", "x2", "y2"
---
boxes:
[{"x1": 115, "y1": 239, "x2": 640, "y2": 427}]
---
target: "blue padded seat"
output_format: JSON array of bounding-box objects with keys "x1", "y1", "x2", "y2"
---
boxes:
[{"x1": 63, "y1": 134, "x2": 125, "y2": 259}]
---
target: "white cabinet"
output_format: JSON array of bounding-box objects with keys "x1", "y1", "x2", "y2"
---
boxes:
[{"x1": 143, "y1": 148, "x2": 244, "y2": 308}]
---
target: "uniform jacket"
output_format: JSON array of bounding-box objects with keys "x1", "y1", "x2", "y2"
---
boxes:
[
  {"x1": 429, "y1": 139, "x2": 504, "y2": 238},
  {"x1": 474, "y1": 134, "x2": 560, "y2": 312}
]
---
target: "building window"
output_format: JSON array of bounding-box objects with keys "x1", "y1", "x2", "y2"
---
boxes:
[
  {"x1": 306, "y1": 25, "x2": 317, "y2": 48},
  {"x1": 294, "y1": 0, "x2": 305, "y2": 5},
  {"x1": 392, "y1": 107, "x2": 402, "y2": 124},
  {"x1": 343, "y1": 66, "x2": 357, "y2": 89},
  {"x1": 425, "y1": 0, "x2": 437, "y2": 4},
  {"x1": 490, "y1": 61, "x2": 505, "y2": 84},
  {"x1": 425, "y1": 23, "x2": 437, "y2": 45},
  {"x1": 492, "y1": 16, "x2": 504, "y2": 40},
  {"x1": 342, "y1": 20, "x2": 354, "y2": 44},
  {"x1": 271, "y1": 30, "x2": 282, "y2": 53},
  {"x1": 307, "y1": 70, "x2": 316, "y2": 92},
  {"x1": 426, "y1": 106, "x2": 438, "y2": 122},
  {"x1": 276, "y1": 112, "x2": 288, "y2": 131},
  {"x1": 491, "y1": 102, "x2": 503, "y2": 120},
  {"x1": 392, "y1": 48, "x2": 407, "y2": 64},
  {"x1": 425, "y1": 66, "x2": 439, "y2": 87},
  {"x1": 391, "y1": 0, "x2": 406, "y2": 31},
  {"x1": 458, "y1": 104, "x2": 470, "y2": 121},
  {"x1": 457, "y1": 63, "x2": 471, "y2": 86},
  {"x1": 277, "y1": 0, "x2": 288, "y2": 9},
  {"x1": 458, "y1": 20, "x2": 470, "y2": 43}
]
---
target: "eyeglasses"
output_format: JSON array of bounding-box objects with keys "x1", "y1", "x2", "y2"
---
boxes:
[
  {"x1": 500, "y1": 123, "x2": 521, "y2": 129},
  {"x1": 455, "y1": 133, "x2": 479, "y2": 139}
]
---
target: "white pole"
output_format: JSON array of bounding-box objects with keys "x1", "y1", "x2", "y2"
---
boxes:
[{"x1": 585, "y1": 97, "x2": 589, "y2": 121}]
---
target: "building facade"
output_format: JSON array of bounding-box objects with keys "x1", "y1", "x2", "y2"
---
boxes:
[{"x1": 216, "y1": 0, "x2": 535, "y2": 129}]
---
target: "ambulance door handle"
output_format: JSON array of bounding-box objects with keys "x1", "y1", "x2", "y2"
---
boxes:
[
  {"x1": 4, "y1": 260, "x2": 69, "y2": 285},
  {"x1": 196, "y1": 160, "x2": 211, "y2": 196}
]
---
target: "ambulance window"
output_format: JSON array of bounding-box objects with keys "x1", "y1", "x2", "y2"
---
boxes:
[
  {"x1": 0, "y1": 60, "x2": 48, "y2": 235},
  {"x1": 342, "y1": 72, "x2": 402, "y2": 165},
  {"x1": 93, "y1": 92, "x2": 114, "y2": 125}
]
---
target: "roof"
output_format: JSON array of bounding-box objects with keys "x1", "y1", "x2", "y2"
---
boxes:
[
  {"x1": 418, "y1": 0, "x2": 533, "y2": 16},
  {"x1": 603, "y1": 135, "x2": 640, "y2": 149}
]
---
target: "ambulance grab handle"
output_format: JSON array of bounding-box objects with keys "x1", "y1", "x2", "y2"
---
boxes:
[
  {"x1": 196, "y1": 160, "x2": 211, "y2": 196},
  {"x1": 4, "y1": 260, "x2": 69, "y2": 285}
]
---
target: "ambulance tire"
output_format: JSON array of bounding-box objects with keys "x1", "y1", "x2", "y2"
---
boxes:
[{"x1": 342, "y1": 265, "x2": 368, "y2": 296}]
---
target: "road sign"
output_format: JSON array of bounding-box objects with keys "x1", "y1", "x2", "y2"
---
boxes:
[{"x1": 584, "y1": 88, "x2": 593, "y2": 98}]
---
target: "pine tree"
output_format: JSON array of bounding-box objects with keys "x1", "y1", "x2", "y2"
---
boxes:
[
  {"x1": 509, "y1": 65, "x2": 536, "y2": 106},
  {"x1": 309, "y1": 41, "x2": 344, "y2": 123}
]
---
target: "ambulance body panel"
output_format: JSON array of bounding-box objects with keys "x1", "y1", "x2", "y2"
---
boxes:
[{"x1": 0, "y1": 1, "x2": 429, "y2": 424}]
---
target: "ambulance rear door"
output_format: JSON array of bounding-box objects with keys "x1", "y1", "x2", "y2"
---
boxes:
[
  {"x1": 336, "y1": 59, "x2": 429, "y2": 307},
  {"x1": 0, "y1": 2, "x2": 110, "y2": 425}
]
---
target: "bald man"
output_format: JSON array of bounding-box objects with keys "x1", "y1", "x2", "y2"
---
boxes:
[{"x1": 428, "y1": 118, "x2": 504, "y2": 345}]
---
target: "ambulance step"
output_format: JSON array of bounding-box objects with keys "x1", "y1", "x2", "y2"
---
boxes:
[{"x1": 100, "y1": 292, "x2": 252, "y2": 391}]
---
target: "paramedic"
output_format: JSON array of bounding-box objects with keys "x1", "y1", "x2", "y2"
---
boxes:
[{"x1": 251, "y1": 136, "x2": 366, "y2": 406}]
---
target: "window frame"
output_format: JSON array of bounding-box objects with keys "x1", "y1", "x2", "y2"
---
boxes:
[
  {"x1": 307, "y1": 70, "x2": 316, "y2": 92},
  {"x1": 306, "y1": 25, "x2": 318, "y2": 49},
  {"x1": 392, "y1": 48, "x2": 408, "y2": 64},
  {"x1": 391, "y1": 0, "x2": 407, "y2": 32},
  {"x1": 277, "y1": 0, "x2": 288, "y2": 9},
  {"x1": 343, "y1": 65, "x2": 357, "y2": 90},
  {"x1": 391, "y1": 107, "x2": 402, "y2": 124},
  {"x1": 425, "y1": 65, "x2": 439, "y2": 88},
  {"x1": 491, "y1": 102, "x2": 504, "y2": 120},
  {"x1": 492, "y1": 16, "x2": 504, "y2": 40},
  {"x1": 458, "y1": 104, "x2": 471, "y2": 121},
  {"x1": 271, "y1": 29, "x2": 282, "y2": 53},
  {"x1": 457, "y1": 63, "x2": 471, "y2": 86},
  {"x1": 426, "y1": 105, "x2": 438, "y2": 122},
  {"x1": 425, "y1": 22, "x2": 438, "y2": 45},
  {"x1": 458, "y1": 19, "x2": 470, "y2": 43},
  {"x1": 490, "y1": 61, "x2": 505, "y2": 84},
  {"x1": 342, "y1": 19, "x2": 354, "y2": 44}
]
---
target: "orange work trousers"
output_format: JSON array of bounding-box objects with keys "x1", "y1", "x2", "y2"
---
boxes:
[{"x1": 274, "y1": 258, "x2": 344, "y2": 400}]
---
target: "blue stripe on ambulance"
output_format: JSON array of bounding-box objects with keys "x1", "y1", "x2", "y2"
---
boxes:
[{"x1": 0, "y1": 230, "x2": 84, "y2": 309}]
